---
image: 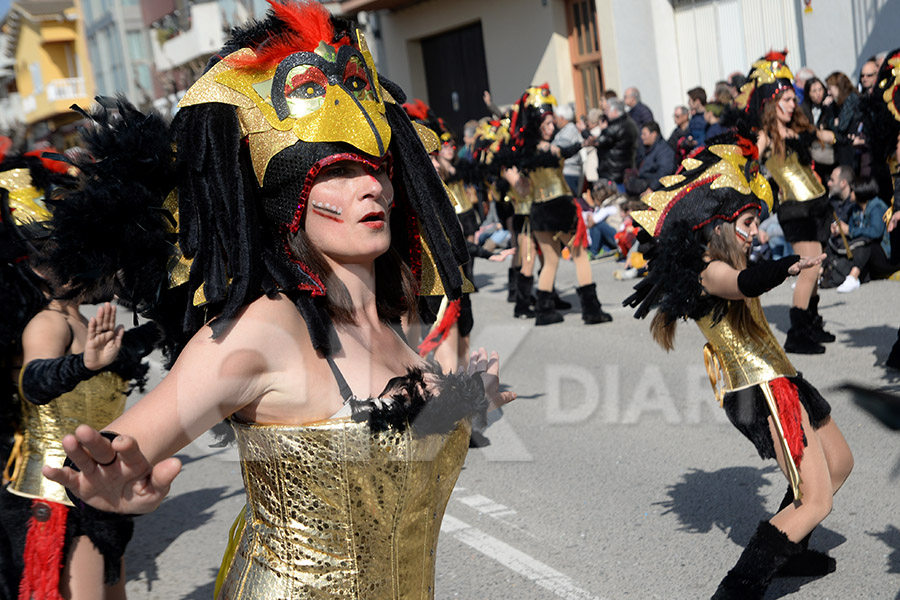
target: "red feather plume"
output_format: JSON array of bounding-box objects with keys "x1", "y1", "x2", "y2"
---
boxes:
[
  {"x1": 226, "y1": 0, "x2": 340, "y2": 71},
  {"x1": 402, "y1": 98, "x2": 430, "y2": 122},
  {"x1": 763, "y1": 49, "x2": 788, "y2": 62}
]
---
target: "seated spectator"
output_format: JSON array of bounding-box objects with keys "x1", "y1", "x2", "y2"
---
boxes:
[
  {"x1": 758, "y1": 213, "x2": 792, "y2": 261},
  {"x1": 580, "y1": 182, "x2": 620, "y2": 258},
  {"x1": 668, "y1": 105, "x2": 690, "y2": 151},
  {"x1": 827, "y1": 178, "x2": 892, "y2": 292},
  {"x1": 686, "y1": 86, "x2": 708, "y2": 145},
  {"x1": 637, "y1": 121, "x2": 675, "y2": 191},
  {"x1": 613, "y1": 199, "x2": 650, "y2": 279}
]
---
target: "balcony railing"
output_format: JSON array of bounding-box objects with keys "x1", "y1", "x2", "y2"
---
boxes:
[{"x1": 46, "y1": 77, "x2": 87, "y2": 102}]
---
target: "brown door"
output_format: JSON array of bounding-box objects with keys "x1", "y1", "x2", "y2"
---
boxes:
[
  {"x1": 565, "y1": 0, "x2": 604, "y2": 118},
  {"x1": 421, "y1": 21, "x2": 491, "y2": 141}
]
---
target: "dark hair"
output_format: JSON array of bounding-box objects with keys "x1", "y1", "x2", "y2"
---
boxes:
[
  {"x1": 287, "y1": 231, "x2": 418, "y2": 327},
  {"x1": 850, "y1": 177, "x2": 879, "y2": 203},
  {"x1": 825, "y1": 71, "x2": 857, "y2": 106},
  {"x1": 687, "y1": 87, "x2": 707, "y2": 105},
  {"x1": 642, "y1": 121, "x2": 661, "y2": 136},
  {"x1": 728, "y1": 73, "x2": 747, "y2": 89},
  {"x1": 832, "y1": 164, "x2": 855, "y2": 187},
  {"x1": 801, "y1": 77, "x2": 826, "y2": 108},
  {"x1": 603, "y1": 89, "x2": 618, "y2": 99},
  {"x1": 761, "y1": 88, "x2": 815, "y2": 158}
]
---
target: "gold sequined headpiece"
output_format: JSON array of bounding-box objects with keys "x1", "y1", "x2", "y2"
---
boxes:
[
  {"x1": 631, "y1": 137, "x2": 773, "y2": 238},
  {"x1": 735, "y1": 51, "x2": 794, "y2": 125}
]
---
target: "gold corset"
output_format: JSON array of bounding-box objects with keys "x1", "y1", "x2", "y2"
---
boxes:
[
  {"x1": 9, "y1": 371, "x2": 127, "y2": 505},
  {"x1": 527, "y1": 165, "x2": 571, "y2": 203},
  {"x1": 696, "y1": 297, "x2": 796, "y2": 394},
  {"x1": 445, "y1": 179, "x2": 475, "y2": 214},
  {"x1": 764, "y1": 151, "x2": 825, "y2": 202},
  {"x1": 505, "y1": 185, "x2": 532, "y2": 215},
  {"x1": 218, "y1": 416, "x2": 471, "y2": 599}
]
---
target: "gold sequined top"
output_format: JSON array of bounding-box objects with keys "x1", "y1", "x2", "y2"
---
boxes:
[
  {"x1": 8, "y1": 371, "x2": 127, "y2": 505},
  {"x1": 217, "y1": 416, "x2": 471, "y2": 599},
  {"x1": 445, "y1": 179, "x2": 475, "y2": 214},
  {"x1": 505, "y1": 185, "x2": 532, "y2": 215},
  {"x1": 764, "y1": 151, "x2": 825, "y2": 203},
  {"x1": 696, "y1": 297, "x2": 796, "y2": 393},
  {"x1": 527, "y1": 164, "x2": 571, "y2": 203}
]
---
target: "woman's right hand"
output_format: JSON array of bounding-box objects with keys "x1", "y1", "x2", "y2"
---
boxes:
[
  {"x1": 42, "y1": 424, "x2": 182, "y2": 514},
  {"x1": 787, "y1": 253, "x2": 826, "y2": 275}
]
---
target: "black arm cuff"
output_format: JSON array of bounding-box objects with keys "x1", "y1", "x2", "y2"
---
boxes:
[
  {"x1": 108, "y1": 323, "x2": 159, "y2": 372},
  {"x1": 466, "y1": 240, "x2": 496, "y2": 260},
  {"x1": 737, "y1": 255, "x2": 800, "y2": 297},
  {"x1": 20, "y1": 354, "x2": 94, "y2": 405}
]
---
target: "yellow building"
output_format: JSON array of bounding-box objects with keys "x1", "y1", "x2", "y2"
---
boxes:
[{"x1": 3, "y1": 0, "x2": 95, "y2": 148}]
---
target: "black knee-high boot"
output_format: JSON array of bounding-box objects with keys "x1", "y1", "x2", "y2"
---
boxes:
[
  {"x1": 774, "y1": 487, "x2": 837, "y2": 577},
  {"x1": 711, "y1": 520, "x2": 801, "y2": 599},
  {"x1": 534, "y1": 290, "x2": 564, "y2": 325},
  {"x1": 575, "y1": 283, "x2": 612, "y2": 324},
  {"x1": 514, "y1": 273, "x2": 535, "y2": 319},
  {"x1": 507, "y1": 267, "x2": 517, "y2": 303},
  {"x1": 807, "y1": 295, "x2": 835, "y2": 343},
  {"x1": 886, "y1": 326, "x2": 900, "y2": 370},
  {"x1": 784, "y1": 307, "x2": 825, "y2": 354}
]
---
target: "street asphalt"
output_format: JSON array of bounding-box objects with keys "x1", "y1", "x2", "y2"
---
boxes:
[{"x1": 115, "y1": 254, "x2": 900, "y2": 599}]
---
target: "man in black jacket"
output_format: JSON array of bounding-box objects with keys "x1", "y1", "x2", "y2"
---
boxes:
[
  {"x1": 585, "y1": 97, "x2": 638, "y2": 189},
  {"x1": 637, "y1": 121, "x2": 675, "y2": 191}
]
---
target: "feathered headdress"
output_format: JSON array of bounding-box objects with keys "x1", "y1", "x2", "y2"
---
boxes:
[
  {"x1": 624, "y1": 133, "x2": 772, "y2": 322},
  {"x1": 47, "y1": 0, "x2": 469, "y2": 359}
]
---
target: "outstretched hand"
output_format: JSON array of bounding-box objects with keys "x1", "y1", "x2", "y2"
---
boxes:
[
  {"x1": 42, "y1": 424, "x2": 181, "y2": 515},
  {"x1": 465, "y1": 347, "x2": 516, "y2": 412},
  {"x1": 83, "y1": 303, "x2": 124, "y2": 370},
  {"x1": 787, "y1": 253, "x2": 826, "y2": 276}
]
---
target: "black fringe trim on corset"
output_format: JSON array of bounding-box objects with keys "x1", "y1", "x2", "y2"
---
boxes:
[
  {"x1": 723, "y1": 374, "x2": 832, "y2": 461},
  {"x1": 350, "y1": 365, "x2": 488, "y2": 437}
]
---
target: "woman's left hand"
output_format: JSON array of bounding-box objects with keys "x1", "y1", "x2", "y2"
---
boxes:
[
  {"x1": 787, "y1": 253, "x2": 826, "y2": 275},
  {"x1": 84, "y1": 302, "x2": 125, "y2": 371},
  {"x1": 466, "y1": 347, "x2": 516, "y2": 411}
]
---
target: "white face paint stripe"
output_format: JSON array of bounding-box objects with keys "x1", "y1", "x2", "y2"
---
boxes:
[{"x1": 440, "y1": 514, "x2": 606, "y2": 600}]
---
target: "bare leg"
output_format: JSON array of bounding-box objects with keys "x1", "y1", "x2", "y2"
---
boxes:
[
  {"x1": 60, "y1": 536, "x2": 108, "y2": 600},
  {"x1": 767, "y1": 405, "x2": 838, "y2": 542},
  {"x1": 432, "y1": 323, "x2": 460, "y2": 373},
  {"x1": 812, "y1": 416, "x2": 853, "y2": 494},
  {"x1": 791, "y1": 241, "x2": 821, "y2": 310},
  {"x1": 456, "y1": 334, "x2": 470, "y2": 370},
  {"x1": 518, "y1": 232, "x2": 536, "y2": 277},
  {"x1": 534, "y1": 231, "x2": 560, "y2": 292},
  {"x1": 554, "y1": 232, "x2": 593, "y2": 286}
]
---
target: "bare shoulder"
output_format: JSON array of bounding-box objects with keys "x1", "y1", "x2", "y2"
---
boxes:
[{"x1": 21, "y1": 309, "x2": 71, "y2": 360}]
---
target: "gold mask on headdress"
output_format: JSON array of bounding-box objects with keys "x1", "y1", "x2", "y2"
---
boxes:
[{"x1": 179, "y1": 31, "x2": 393, "y2": 186}]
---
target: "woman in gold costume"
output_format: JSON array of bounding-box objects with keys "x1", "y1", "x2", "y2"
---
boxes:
[
  {"x1": 0, "y1": 151, "x2": 154, "y2": 599},
  {"x1": 625, "y1": 134, "x2": 852, "y2": 599},
  {"x1": 746, "y1": 52, "x2": 839, "y2": 354},
  {"x1": 40, "y1": 2, "x2": 513, "y2": 599},
  {"x1": 505, "y1": 85, "x2": 612, "y2": 326}
]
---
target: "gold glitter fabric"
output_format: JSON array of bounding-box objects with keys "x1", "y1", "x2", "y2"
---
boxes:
[
  {"x1": 696, "y1": 297, "x2": 796, "y2": 393},
  {"x1": 764, "y1": 151, "x2": 825, "y2": 202},
  {"x1": 0, "y1": 168, "x2": 52, "y2": 227},
  {"x1": 527, "y1": 165, "x2": 571, "y2": 203},
  {"x1": 8, "y1": 372, "x2": 127, "y2": 505},
  {"x1": 217, "y1": 416, "x2": 471, "y2": 599},
  {"x1": 445, "y1": 180, "x2": 473, "y2": 213}
]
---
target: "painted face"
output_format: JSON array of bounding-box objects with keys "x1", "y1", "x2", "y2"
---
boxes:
[
  {"x1": 808, "y1": 81, "x2": 825, "y2": 105},
  {"x1": 733, "y1": 209, "x2": 759, "y2": 249},
  {"x1": 304, "y1": 159, "x2": 394, "y2": 265},
  {"x1": 540, "y1": 113, "x2": 555, "y2": 141},
  {"x1": 439, "y1": 142, "x2": 456, "y2": 161},
  {"x1": 776, "y1": 89, "x2": 796, "y2": 123}
]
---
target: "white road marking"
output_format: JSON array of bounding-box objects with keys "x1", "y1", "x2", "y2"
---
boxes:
[
  {"x1": 441, "y1": 514, "x2": 604, "y2": 600},
  {"x1": 458, "y1": 494, "x2": 517, "y2": 517}
]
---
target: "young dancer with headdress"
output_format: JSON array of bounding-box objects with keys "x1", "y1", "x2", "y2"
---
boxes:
[
  {"x1": 505, "y1": 85, "x2": 612, "y2": 325},
  {"x1": 40, "y1": 2, "x2": 514, "y2": 598},
  {"x1": 738, "y1": 52, "x2": 841, "y2": 354},
  {"x1": 625, "y1": 133, "x2": 853, "y2": 598},
  {"x1": 0, "y1": 150, "x2": 155, "y2": 599}
]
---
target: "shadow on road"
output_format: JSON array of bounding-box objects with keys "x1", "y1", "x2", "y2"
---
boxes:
[
  {"x1": 125, "y1": 485, "x2": 243, "y2": 592},
  {"x1": 868, "y1": 525, "x2": 900, "y2": 575}
]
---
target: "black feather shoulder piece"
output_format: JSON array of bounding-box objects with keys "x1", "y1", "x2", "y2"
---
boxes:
[
  {"x1": 350, "y1": 365, "x2": 488, "y2": 437},
  {"x1": 47, "y1": 98, "x2": 176, "y2": 309},
  {"x1": 623, "y1": 220, "x2": 728, "y2": 324}
]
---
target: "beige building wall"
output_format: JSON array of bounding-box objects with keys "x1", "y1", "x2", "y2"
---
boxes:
[{"x1": 375, "y1": 0, "x2": 574, "y2": 111}]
